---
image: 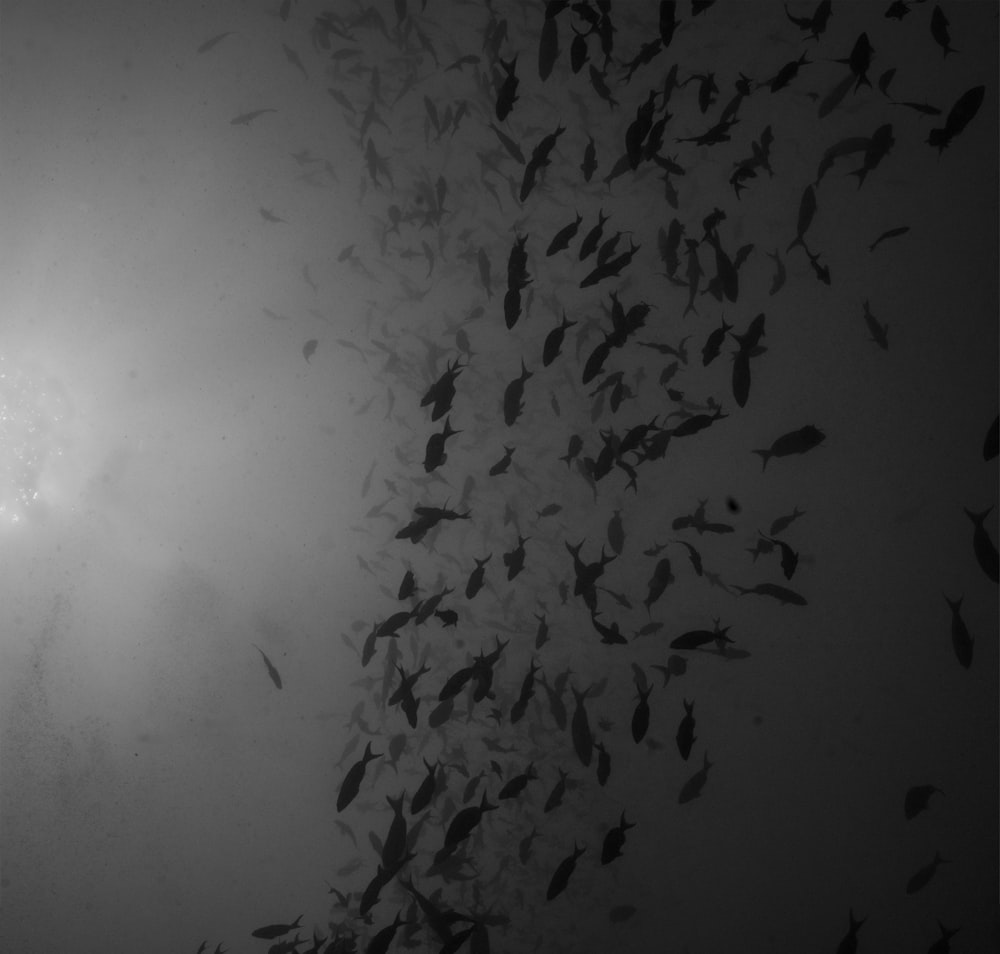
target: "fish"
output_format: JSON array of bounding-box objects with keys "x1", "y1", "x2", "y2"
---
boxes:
[
  {"x1": 281, "y1": 43, "x2": 308, "y2": 79},
  {"x1": 570, "y1": 685, "x2": 593, "y2": 766},
  {"x1": 495, "y1": 56, "x2": 520, "y2": 120},
  {"x1": 860, "y1": 300, "x2": 886, "y2": 350},
  {"x1": 197, "y1": 31, "x2": 235, "y2": 54},
  {"x1": 732, "y1": 582, "x2": 808, "y2": 606},
  {"x1": 503, "y1": 359, "x2": 532, "y2": 426},
  {"x1": 580, "y1": 136, "x2": 597, "y2": 181},
  {"x1": 678, "y1": 751, "x2": 713, "y2": 803},
  {"x1": 546, "y1": 842, "x2": 585, "y2": 900},
  {"x1": 250, "y1": 916, "x2": 302, "y2": 940},
  {"x1": 835, "y1": 909, "x2": 866, "y2": 954},
  {"x1": 984, "y1": 415, "x2": 999, "y2": 460},
  {"x1": 928, "y1": 86, "x2": 985, "y2": 152},
  {"x1": 230, "y1": 108, "x2": 277, "y2": 125},
  {"x1": 964, "y1": 505, "x2": 998, "y2": 583},
  {"x1": 904, "y1": 784, "x2": 942, "y2": 820},
  {"x1": 252, "y1": 644, "x2": 282, "y2": 689},
  {"x1": 787, "y1": 184, "x2": 816, "y2": 252},
  {"x1": 906, "y1": 850, "x2": 949, "y2": 894},
  {"x1": 930, "y1": 5, "x2": 956, "y2": 57},
  {"x1": 600, "y1": 811, "x2": 636, "y2": 864},
  {"x1": 337, "y1": 741, "x2": 381, "y2": 812},
  {"x1": 546, "y1": 214, "x2": 583, "y2": 257},
  {"x1": 868, "y1": 226, "x2": 910, "y2": 252},
  {"x1": 542, "y1": 311, "x2": 576, "y2": 366},
  {"x1": 752, "y1": 425, "x2": 825, "y2": 469},
  {"x1": 302, "y1": 339, "x2": 318, "y2": 362},
  {"x1": 675, "y1": 698, "x2": 696, "y2": 760}
]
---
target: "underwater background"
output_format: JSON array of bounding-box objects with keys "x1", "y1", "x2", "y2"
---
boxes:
[{"x1": 1, "y1": 1, "x2": 997, "y2": 952}]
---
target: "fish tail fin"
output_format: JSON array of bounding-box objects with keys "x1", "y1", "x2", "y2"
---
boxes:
[{"x1": 751, "y1": 449, "x2": 771, "y2": 470}]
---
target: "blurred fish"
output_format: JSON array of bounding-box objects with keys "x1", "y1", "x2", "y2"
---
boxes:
[
  {"x1": 252, "y1": 644, "x2": 282, "y2": 689},
  {"x1": 904, "y1": 784, "x2": 942, "y2": 820},
  {"x1": 963, "y1": 506, "x2": 998, "y2": 582},
  {"x1": 197, "y1": 31, "x2": 235, "y2": 54}
]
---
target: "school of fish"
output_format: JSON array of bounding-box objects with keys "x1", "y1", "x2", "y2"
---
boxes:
[{"x1": 189, "y1": 2, "x2": 994, "y2": 953}]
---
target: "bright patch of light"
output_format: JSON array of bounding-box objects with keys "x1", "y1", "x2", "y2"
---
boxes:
[{"x1": 0, "y1": 354, "x2": 72, "y2": 528}]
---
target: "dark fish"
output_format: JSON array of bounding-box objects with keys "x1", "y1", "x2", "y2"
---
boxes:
[
  {"x1": 503, "y1": 359, "x2": 532, "y2": 426},
  {"x1": 963, "y1": 506, "x2": 997, "y2": 582},
  {"x1": 787, "y1": 184, "x2": 816, "y2": 252},
  {"x1": 631, "y1": 682, "x2": 652, "y2": 743},
  {"x1": 863, "y1": 296, "x2": 889, "y2": 348},
  {"x1": 252, "y1": 644, "x2": 282, "y2": 689},
  {"x1": 302, "y1": 339, "x2": 318, "y2": 362},
  {"x1": 337, "y1": 741, "x2": 381, "y2": 812},
  {"x1": 542, "y1": 311, "x2": 576, "y2": 366},
  {"x1": 488, "y1": 122, "x2": 526, "y2": 164},
  {"x1": 495, "y1": 55, "x2": 520, "y2": 120},
  {"x1": 759, "y1": 532, "x2": 799, "y2": 579},
  {"x1": 733, "y1": 582, "x2": 808, "y2": 605},
  {"x1": 538, "y1": 8, "x2": 559, "y2": 80},
  {"x1": 547, "y1": 214, "x2": 583, "y2": 256},
  {"x1": 928, "y1": 86, "x2": 985, "y2": 152},
  {"x1": 251, "y1": 916, "x2": 302, "y2": 939},
  {"x1": 904, "y1": 783, "x2": 942, "y2": 820},
  {"x1": 930, "y1": 5, "x2": 955, "y2": 57},
  {"x1": 752, "y1": 425, "x2": 825, "y2": 469},
  {"x1": 489, "y1": 444, "x2": 515, "y2": 476},
  {"x1": 868, "y1": 225, "x2": 910, "y2": 252},
  {"x1": 423, "y1": 416, "x2": 460, "y2": 473},
  {"x1": 571, "y1": 685, "x2": 593, "y2": 766},
  {"x1": 675, "y1": 698, "x2": 696, "y2": 760},
  {"x1": 701, "y1": 317, "x2": 732, "y2": 366},
  {"x1": 600, "y1": 811, "x2": 635, "y2": 864},
  {"x1": 465, "y1": 554, "x2": 491, "y2": 599},
  {"x1": 835, "y1": 909, "x2": 866, "y2": 954},
  {"x1": 984, "y1": 415, "x2": 999, "y2": 460},
  {"x1": 546, "y1": 842, "x2": 585, "y2": 900},
  {"x1": 581, "y1": 136, "x2": 597, "y2": 181},
  {"x1": 502, "y1": 533, "x2": 529, "y2": 580}
]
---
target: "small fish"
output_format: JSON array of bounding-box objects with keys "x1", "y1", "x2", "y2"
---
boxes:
[
  {"x1": 302, "y1": 339, "x2": 318, "y2": 362},
  {"x1": 546, "y1": 842, "x2": 585, "y2": 900},
  {"x1": 197, "y1": 31, "x2": 235, "y2": 54},
  {"x1": 230, "y1": 108, "x2": 277, "y2": 125},
  {"x1": 675, "y1": 698, "x2": 696, "y2": 760},
  {"x1": 732, "y1": 582, "x2": 808, "y2": 606},
  {"x1": 752, "y1": 425, "x2": 825, "y2": 470},
  {"x1": 904, "y1": 784, "x2": 942, "y2": 820},
  {"x1": 253, "y1": 644, "x2": 282, "y2": 689},
  {"x1": 862, "y1": 301, "x2": 888, "y2": 350},
  {"x1": 678, "y1": 751, "x2": 713, "y2": 803},
  {"x1": 964, "y1": 506, "x2": 998, "y2": 583},
  {"x1": 251, "y1": 916, "x2": 302, "y2": 939},
  {"x1": 868, "y1": 225, "x2": 910, "y2": 252},
  {"x1": 259, "y1": 207, "x2": 285, "y2": 223},
  {"x1": 906, "y1": 850, "x2": 949, "y2": 894}
]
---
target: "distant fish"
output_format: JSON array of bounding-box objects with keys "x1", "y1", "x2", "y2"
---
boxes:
[
  {"x1": 678, "y1": 751, "x2": 712, "y2": 803},
  {"x1": 252, "y1": 644, "x2": 282, "y2": 689},
  {"x1": 868, "y1": 225, "x2": 910, "y2": 252},
  {"x1": 197, "y1": 31, "x2": 235, "y2": 54},
  {"x1": 230, "y1": 108, "x2": 277, "y2": 125},
  {"x1": 302, "y1": 339, "x2": 318, "y2": 362}
]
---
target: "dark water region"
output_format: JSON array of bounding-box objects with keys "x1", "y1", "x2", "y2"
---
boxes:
[{"x1": 1, "y1": 1, "x2": 997, "y2": 952}]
